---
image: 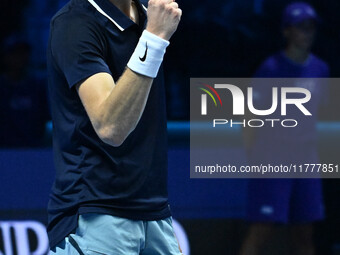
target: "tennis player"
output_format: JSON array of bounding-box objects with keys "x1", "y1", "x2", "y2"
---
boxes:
[
  {"x1": 47, "y1": 0, "x2": 182, "y2": 254},
  {"x1": 241, "y1": 2, "x2": 328, "y2": 255}
]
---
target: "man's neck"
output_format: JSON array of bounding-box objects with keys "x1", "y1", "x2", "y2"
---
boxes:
[
  {"x1": 109, "y1": 0, "x2": 132, "y2": 17},
  {"x1": 285, "y1": 45, "x2": 310, "y2": 65}
]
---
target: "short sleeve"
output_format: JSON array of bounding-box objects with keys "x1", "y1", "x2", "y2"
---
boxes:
[
  {"x1": 253, "y1": 57, "x2": 277, "y2": 78},
  {"x1": 50, "y1": 14, "x2": 112, "y2": 88}
]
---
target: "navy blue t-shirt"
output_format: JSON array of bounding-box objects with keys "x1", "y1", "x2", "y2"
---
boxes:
[
  {"x1": 254, "y1": 51, "x2": 329, "y2": 78},
  {"x1": 47, "y1": 0, "x2": 170, "y2": 248},
  {"x1": 249, "y1": 51, "x2": 329, "y2": 165}
]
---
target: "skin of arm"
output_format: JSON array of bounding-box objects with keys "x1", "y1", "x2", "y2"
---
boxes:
[
  {"x1": 76, "y1": 0, "x2": 182, "y2": 147},
  {"x1": 76, "y1": 69, "x2": 153, "y2": 147}
]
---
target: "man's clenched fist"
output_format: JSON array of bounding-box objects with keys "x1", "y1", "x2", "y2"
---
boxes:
[{"x1": 146, "y1": 0, "x2": 182, "y2": 41}]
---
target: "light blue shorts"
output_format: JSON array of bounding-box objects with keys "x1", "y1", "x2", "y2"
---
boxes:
[{"x1": 50, "y1": 213, "x2": 183, "y2": 255}]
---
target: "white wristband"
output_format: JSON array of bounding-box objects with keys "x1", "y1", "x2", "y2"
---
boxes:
[{"x1": 127, "y1": 30, "x2": 170, "y2": 78}]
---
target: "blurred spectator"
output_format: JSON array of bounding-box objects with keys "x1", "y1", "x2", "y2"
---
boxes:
[
  {"x1": 241, "y1": 3, "x2": 328, "y2": 255},
  {"x1": 0, "y1": 35, "x2": 50, "y2": 148}
]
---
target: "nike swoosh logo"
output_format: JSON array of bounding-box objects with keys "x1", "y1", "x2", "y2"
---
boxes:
[{"x1": 139, "y1": 42, "x2": 148, "y2": 62}]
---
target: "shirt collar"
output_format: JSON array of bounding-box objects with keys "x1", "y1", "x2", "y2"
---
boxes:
[{"x1": 88, "y1": 0, "x2": 147, "y2": 31}]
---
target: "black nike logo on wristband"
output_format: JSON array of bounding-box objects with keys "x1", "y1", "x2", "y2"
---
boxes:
[{"x1": 139, "y1": 42, "x2": 148, "y2": 62}]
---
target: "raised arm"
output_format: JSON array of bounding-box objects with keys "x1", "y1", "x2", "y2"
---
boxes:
[{"x1": 77, "y1": 0, "x2": 182, "y2": 147}]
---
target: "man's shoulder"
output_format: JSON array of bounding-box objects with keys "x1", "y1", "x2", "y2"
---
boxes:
[
  {"x1": 254, "y1": 52, "x2": 282, "y2": 77},
  {"x1": 51, "y1": 0, "x2": 97, "y2": 29},
  {"x1": 309, "y1": 54, "x2": 329, "y2": 72},
  {"x1": 261, "y1": 53, "x2": 283, "y2": 69},
  {"x1": 49, "y1": 0, "x2": 104, "y2": 47}
]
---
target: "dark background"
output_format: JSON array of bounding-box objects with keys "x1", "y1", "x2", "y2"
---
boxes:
[
  {"x1": 0, "y1": 0, "x2": 340, "y2": 254},
  {"x1": 1, "y1": 0, "x2": 340, "y2": 120}
]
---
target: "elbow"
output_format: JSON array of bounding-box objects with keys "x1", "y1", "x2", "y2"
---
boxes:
[{"x1": 96, "y1": 125, "x2": 127, "y2": 147}]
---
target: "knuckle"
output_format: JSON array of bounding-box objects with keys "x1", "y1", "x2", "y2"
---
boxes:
[
  {"x1": 171, "y1": 2, "x2": 179, "y2": 8},
  {"x1": 175, "y1": 9, "x2": 182, "y2": 19},
  {"x1": 159, "y1": 2, "x2": 167, "y2": 9},
  {"x1": 165, "y1": 5, "x2": 172, "y2": 12},
  {"x1": 173, "y1": 8, "x2": 180, "y2": 14}
]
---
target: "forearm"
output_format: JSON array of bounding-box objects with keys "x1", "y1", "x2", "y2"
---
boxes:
[
  {"x1": 96, "y1": 68, "x2": 153, "y2": 146},
  {"x1": 77, "y1": 0, "x2": 182, "y2": 147}
]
